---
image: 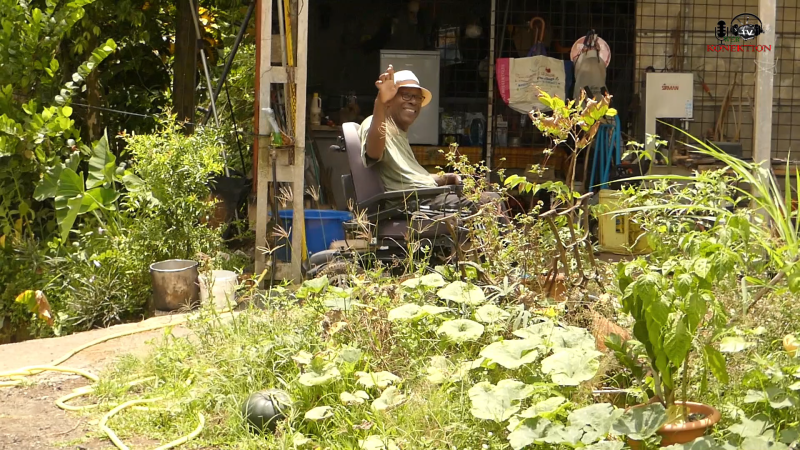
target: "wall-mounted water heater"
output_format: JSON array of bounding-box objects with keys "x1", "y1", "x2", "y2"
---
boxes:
[{"x1": 644, "y1": 72, "x2": 694, "y2": 157}]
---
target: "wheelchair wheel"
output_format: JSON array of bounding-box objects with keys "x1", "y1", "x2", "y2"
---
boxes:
[{"x1": 318, "y1": 260, "x2": 364, "y2": 288}]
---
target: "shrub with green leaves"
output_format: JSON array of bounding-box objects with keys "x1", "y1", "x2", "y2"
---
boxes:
[{"x1": 120, "y1": 121, "x2": 225, "y2": 264}]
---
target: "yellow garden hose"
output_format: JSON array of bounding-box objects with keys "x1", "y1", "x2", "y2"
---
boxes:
[
  {"x1": 0, "y1": 315, "x2": 191, "y2": 385},
  {"x1": 0, "y1": 306, "x2": 239, "y2": 450}
]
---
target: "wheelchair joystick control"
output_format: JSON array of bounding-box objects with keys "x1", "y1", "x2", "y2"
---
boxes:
[{"x1": 330, "y1": 136, "x2": 346, "y2": 152}]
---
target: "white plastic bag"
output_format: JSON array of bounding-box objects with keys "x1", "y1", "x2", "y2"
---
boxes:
[{"x1": 497, "y1": 55, "x2": 566, "y2": 114}]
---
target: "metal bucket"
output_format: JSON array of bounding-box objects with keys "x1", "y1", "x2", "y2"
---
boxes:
[{"x1": 149, "y1": 259, "x2": 200, "y2": 311}]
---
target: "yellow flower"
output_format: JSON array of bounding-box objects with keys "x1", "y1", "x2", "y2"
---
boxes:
[{"x1": 784, "y1": 334, "x2": 798, "y2": 357}]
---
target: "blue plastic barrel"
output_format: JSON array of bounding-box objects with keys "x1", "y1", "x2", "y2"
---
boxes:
[{"x1": 273, "y1": 209, "x2": 353, "y2": 262}]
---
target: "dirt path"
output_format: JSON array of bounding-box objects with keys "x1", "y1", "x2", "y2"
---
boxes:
[{"x1": 0, "y1": 314, "x2": 194, "y2": 450}]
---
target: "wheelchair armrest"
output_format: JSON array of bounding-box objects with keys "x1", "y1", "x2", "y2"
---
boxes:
[{"x1": 359, "y1": 185, "x2": 459, "y2": 210}]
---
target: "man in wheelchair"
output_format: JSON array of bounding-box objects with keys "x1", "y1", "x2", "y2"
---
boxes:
[
  {"x1": 363, "y1": 65, "x2": 509, "y2": 222},
  {"x1": 306, "y1": 66, "x2": 509, "y2": 280}
]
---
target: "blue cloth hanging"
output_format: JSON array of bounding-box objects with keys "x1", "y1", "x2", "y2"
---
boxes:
[
  {"x1": 589, "y1": 115, "x2": 621, "y2": 190},
  {"x1": 564, "y1": 60, "x2": 575, "y2": 101}
]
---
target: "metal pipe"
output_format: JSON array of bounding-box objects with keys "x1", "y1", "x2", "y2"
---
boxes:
[
  {"x1": 189, "y1": 0, "x2": 237, "y2": 224},
  {"x1": 202, "y1": 0, "x2": 256, "y2": 126},
  {"x1": 188, "y1": 0, "x2": 230, "y2": 179}
]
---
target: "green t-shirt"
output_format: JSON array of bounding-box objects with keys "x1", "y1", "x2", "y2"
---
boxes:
[{"x1": 359, "y1": 115, "x2": 438, "y2": 192}]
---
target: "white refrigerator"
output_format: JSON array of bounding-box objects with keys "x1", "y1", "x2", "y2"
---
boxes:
[{"x1": 379, "y1": 50, "x2": 440, "y2": 145}]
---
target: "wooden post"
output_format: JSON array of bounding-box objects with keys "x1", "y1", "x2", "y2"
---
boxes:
[
  {"x1": 254, "y1": 0, "x2": 307, "y2": 283},
  {"x1": 254, "y1": 0, "x2": 273, "y2": 278},
  {"x1": 753, "y1": 0, "x2": 776, "y2": 169},
  {"x1": 485, "y1": 0, "x2": 496, "y2": 181},
  {"x1": 290, "y1": 0, "x2": 309, "y2": 283},
  {"x1": 174, "y1": 0, "x2": 197, "y2": 133}
]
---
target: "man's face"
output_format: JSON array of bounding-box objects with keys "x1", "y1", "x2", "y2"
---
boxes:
[{"x1": 388, "y1": 87, "x2": 424, "y2": 130}]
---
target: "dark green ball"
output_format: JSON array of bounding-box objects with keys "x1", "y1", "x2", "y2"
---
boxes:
[{"x1": 242, "y1": 389, "x2": 293, "y2": 433}]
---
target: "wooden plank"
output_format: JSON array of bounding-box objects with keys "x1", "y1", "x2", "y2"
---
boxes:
[
  {"x1": 254, "y1": 0, "x2": 273, "y2": 278},
  {"x1": 287, "y1": 0, "x2": 309, "y2": 282},
  {"x1": 173, "y1": 0, "x2": 197, "y2": 132}
]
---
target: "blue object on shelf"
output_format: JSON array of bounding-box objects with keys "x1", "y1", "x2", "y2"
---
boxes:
[
  {"x1": 589, "y1": 115, "x2": 622, "y2": 190},
  {"x1": 273, "y1": 209, "x2": 353, "y2": 262}
]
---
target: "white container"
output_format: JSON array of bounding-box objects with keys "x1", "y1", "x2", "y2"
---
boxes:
[
  {"x1": 310, "y1": 93, "x2": 322, "y2": 126},
  {"x1": 199, "y1": 270, "x2": 239, "y2": 310}
]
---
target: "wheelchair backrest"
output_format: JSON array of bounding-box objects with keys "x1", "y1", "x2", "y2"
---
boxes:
[{"x1": 341, "y1": 122, "x2": 386, "y2": 205}]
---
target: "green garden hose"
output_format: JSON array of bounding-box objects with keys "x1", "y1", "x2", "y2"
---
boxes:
[{"x1": 0, "y1": 309, "x2": 236, "y2": 449}]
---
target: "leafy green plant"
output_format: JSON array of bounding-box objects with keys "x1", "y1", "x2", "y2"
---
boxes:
[
  {"x1": 619, "y1": 124, "x2": 800, "y2": 313},
  {"x1": 505, "y1": 90, "x2": 618, "y2": 196},
  {"x1": 120, "y1": 119, "x2": 225, "y2": 263},
  {"x1": 608, "y1": 233, "x2": 733, "y2": 419},
  {"x1": 33, "y1": 131, "x2": 130, "y2": 241}
]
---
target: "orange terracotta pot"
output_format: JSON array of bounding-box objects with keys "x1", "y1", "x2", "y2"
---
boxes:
[{"x1": 627, "y1": 401, "x2": 721, "y2": 448}]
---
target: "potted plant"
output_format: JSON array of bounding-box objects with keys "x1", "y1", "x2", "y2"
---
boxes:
[{"x1": 605, "y1": 247, "x2": 729, "y2": 447}]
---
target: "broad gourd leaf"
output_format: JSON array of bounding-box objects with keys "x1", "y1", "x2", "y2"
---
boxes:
[
  {"x1": 298, "y1": 363, "x2": 341, "y2": 386},
  {"x1": 388, "y1": 303, "x2": 450, "y2": 321},
  {"x1": 437, "y1": 281, "x2": 486, "y2": 305},
  {"x1": 304, "y1": 406, "x2": 333, "y2": 421},
  {"x1": 541, "y1": 348, "x2": 602, "y2": 386},
  {"x1": 437, "y1": 319, "x2": 484, "y2": 343},
  {"x1": 401, "y1": 273, "x2": 445, "y2": 288},
  {"x1": 740, "y1": 437, "x2": 789, "y2": 450},
  {"x1": 302, "y1": 276, "x2": 329, "y2": 293},
  {"x1": 388, "y1": 304, "x2": 420, "y2": 320},
  {"x1": 340, "y1": 390, "x2": 370, "y2": 405},
  {"x1": 661, "y1": 437, "x2": 726, "y2": 449},
  {"x1": 475, "y1": 304, "x2": 511, "y2": 323},
  {"x1": 356, "y1": 371, "x2": 401, "y2": 389},
  {"x1": 513, "y1": 320, "x2": 596, "y2": 352},
  {"x1": 568, "y1": 403, "x2": 624, "y2": 443},
  {"x1": 468, "y1": 379, "x2": 535, "y2": 422},
  {"x1": 480, "y1": 339, "x2": 541, "y2": 369},
  {"x1": 586, "y1": 442, "x2": 624, "y2": 450},
  {"x1": 719, "y1": 336, "x2": 755, "y2": 353},
  {"x1": 763, "y1": 387, "x2": 798, "y2": 409},
  {"x1": 426, "y1": 356, "x2": 484, "y2": 384},
  {"x1": 612, "y1": 403, "x2": 668, "y2": 441},
  {"x1": 519, "y1": 396, "x2": 567, "y2": 418},
  {"x1": 507, "y1": 417, "x2": 583, "y2": 449},
  {"x1": 371, "y1": 386, "x2": 407, "y2": 411},
  {"x1": 728, "y1": 414, "x2": 771, "y2": 439},
  {"x1": 86, "y1": 131, "x2": 116, "y2": 189},
  {"x1": 359, "y1": 436, "x2": 400, "y2": 450}
]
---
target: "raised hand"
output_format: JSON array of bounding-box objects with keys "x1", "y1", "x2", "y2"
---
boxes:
[{"x1": 375, "y1": 65, "x2": 397, "y2": 106}]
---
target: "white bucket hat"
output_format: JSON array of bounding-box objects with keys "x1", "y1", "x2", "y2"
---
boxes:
[{"x1": 393, "y1": 70, "x2": 432, "y2": 108}]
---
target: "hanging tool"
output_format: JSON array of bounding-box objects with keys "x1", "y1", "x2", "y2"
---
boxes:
[{"x1": 526, "y1": 17, "x2": 546, "y2": 56}]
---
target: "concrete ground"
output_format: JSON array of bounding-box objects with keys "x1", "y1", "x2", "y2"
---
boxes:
[{"x1": 0, "y1": 314, "x2": 196, "y2": 450}]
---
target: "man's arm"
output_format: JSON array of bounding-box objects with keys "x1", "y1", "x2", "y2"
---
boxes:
[
  {"x1": 432, "y1": 173, "x2": 462, "y2": 186},
  {"x1": 365, "y1": 65, "x2": 398, "y2": 161},
  {"x1": 365, "y1": 100, "x2": 388, "y2": 161}
]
